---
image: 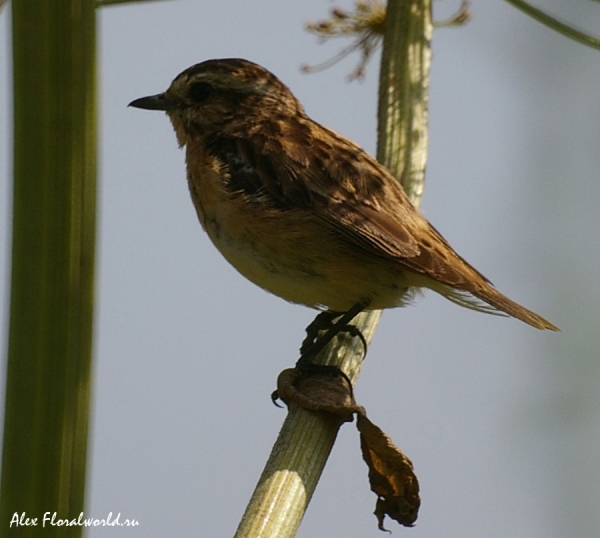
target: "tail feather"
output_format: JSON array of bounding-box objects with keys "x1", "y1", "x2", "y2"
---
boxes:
[
  {"x1": 473, "y1": 286, "x2": 559, "y2": 331},
  {"x1": 402, "y1": 225, "x2": 559, "y2": 331},
  {"x1": 429, "y1": 280, "x2": 559, "y2": 331}
]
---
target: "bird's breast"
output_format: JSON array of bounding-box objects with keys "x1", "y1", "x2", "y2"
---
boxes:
[{"x1": 184, "y1": 143, "x2": 412, "y2": 311}]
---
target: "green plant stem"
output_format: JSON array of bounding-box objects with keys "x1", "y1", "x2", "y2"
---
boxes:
[
  {"x1": 234, "y1": 1, "x2": 432, "y2": 536},
  {"x1": 97, "y1": 0, "x2": 171, "y2": 6},
  {"x1": 0, "y1": 1, "x2": 97, "y2": 536},
  {"x1": 378, "y1": 0, "x2": 432, "y2": 208},
  {"x1": 505, "y1": 0, "x2": 600, "y2": 50}
]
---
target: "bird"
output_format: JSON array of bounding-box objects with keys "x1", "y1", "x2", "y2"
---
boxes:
[{"x1": 129, "y1": 58, "x2": 558, "y2": 333}]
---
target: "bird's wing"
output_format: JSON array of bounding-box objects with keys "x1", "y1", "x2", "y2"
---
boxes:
[
  {"x1": 210, "y1": 119, "x2": 557, "y2": 330},
  {"x1": 236, "y1": 119, "x2": 493, "y2": 287},
  {"x1": 211, "y1": 118, "x2": 493, "y2": 290}
]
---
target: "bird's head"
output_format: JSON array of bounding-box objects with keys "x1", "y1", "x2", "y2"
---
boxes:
[{"x1": 129, "y1": 58, "x2": 304, "y2": 146}]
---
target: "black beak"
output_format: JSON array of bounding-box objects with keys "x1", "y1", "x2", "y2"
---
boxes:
[{"x1": 128, "y1": 93, "x2": 175, "y2": 111}]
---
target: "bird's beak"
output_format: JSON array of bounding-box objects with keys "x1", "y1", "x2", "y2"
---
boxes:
[{"x1": 128, "y1": 93, "x2": 175, "y2": 111}]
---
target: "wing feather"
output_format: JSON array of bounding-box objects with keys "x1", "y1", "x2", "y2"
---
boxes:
[
  {"x1": 218, "y1": 117, "x2": 491, "y2": 290},
  {"x1": 204, "y1": 105, "x2": 558, "y2": 330}
]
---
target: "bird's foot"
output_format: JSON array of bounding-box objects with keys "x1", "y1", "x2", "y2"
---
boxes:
[{"x1": 297, "y1": 302, "x2": 368, "y2": 369}]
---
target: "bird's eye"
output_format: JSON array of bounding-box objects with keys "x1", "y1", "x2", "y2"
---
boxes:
[{"x1": 189, "y1": 82, "x2": 214, "y2": 103}]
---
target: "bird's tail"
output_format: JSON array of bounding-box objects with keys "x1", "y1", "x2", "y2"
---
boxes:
[
  {"x1": 430, "y1": 279, "x2": 559, "y2": 331},
  {"x1": 473, "y1": 286, "x2": 559, "y2": 331}
]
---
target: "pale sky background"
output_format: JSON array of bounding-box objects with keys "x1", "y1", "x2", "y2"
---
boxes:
[{"x1": 1, "y1": 1, "x2": 600, "y2": 537}]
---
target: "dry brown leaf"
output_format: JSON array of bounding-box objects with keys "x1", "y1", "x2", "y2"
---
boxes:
[
  {"x1": 276, "y1": 367, "x2": 421, "y2": 530},
  {"x1": 357, "y1": 412, "x2": 420, "y2": 529},
  {"x1": 275, "y1": 367, "x2": 359, "y2": 421}
]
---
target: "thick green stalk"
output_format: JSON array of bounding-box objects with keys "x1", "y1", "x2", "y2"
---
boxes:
[
  {"x1": 234, "y1": 1, "x2": 432, "y2": 536},
  {"x1": 1, "y1": 1, "x2": 97, "y2": 536},
  {"x1": 378, "y1": 0, "x2": 432, "y2": 208}
]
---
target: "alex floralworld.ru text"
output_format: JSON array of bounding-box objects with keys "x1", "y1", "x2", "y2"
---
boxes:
[{"x1": 10, "y1": 511, "x2": 139, "y2": 527}]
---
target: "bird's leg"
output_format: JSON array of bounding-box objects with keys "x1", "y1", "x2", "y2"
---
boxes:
[
  {"x1": 296, "y1": 302, "x2": 368, "y2": 372},
  {"x1": 271, "y1": 302, "x2": 368, "y2": 407}
]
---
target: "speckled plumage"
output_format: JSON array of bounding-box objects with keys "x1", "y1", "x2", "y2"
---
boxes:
[{"x1": 129, "y1": 58, "x2": 558, "y2": 331}]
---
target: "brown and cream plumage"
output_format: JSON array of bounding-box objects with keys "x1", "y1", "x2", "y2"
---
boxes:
[{"x1": 129, "y1": 58, "x2": 558, "y2": 331}]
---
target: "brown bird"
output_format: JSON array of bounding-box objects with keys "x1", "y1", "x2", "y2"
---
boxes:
[{"x1": 129, "y1": 58, "x2": 558, "y2": 332}]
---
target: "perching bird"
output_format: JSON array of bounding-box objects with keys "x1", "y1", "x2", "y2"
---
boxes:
[{"x1": 129, "y1": 58, "x2": 558, "y2": 332}]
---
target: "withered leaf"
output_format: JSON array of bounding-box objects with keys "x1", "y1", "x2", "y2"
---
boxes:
[
  {"x1": 275, "y1": 366, "x2": 420, "y2": 530},
  {"x1": 275, "y1": 367, "x2": 359, "y2": 421},
  {"x1": 357, "y1": 413, "x2": 420, "y2": 530}
]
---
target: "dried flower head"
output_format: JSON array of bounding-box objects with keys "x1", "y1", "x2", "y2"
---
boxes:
[
  {"x1": 302, "y1": 1, "x2": 472, "y2": 80},
  {"x1": 302, "y1": 1, "x2": 386, "y2": 80}
]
